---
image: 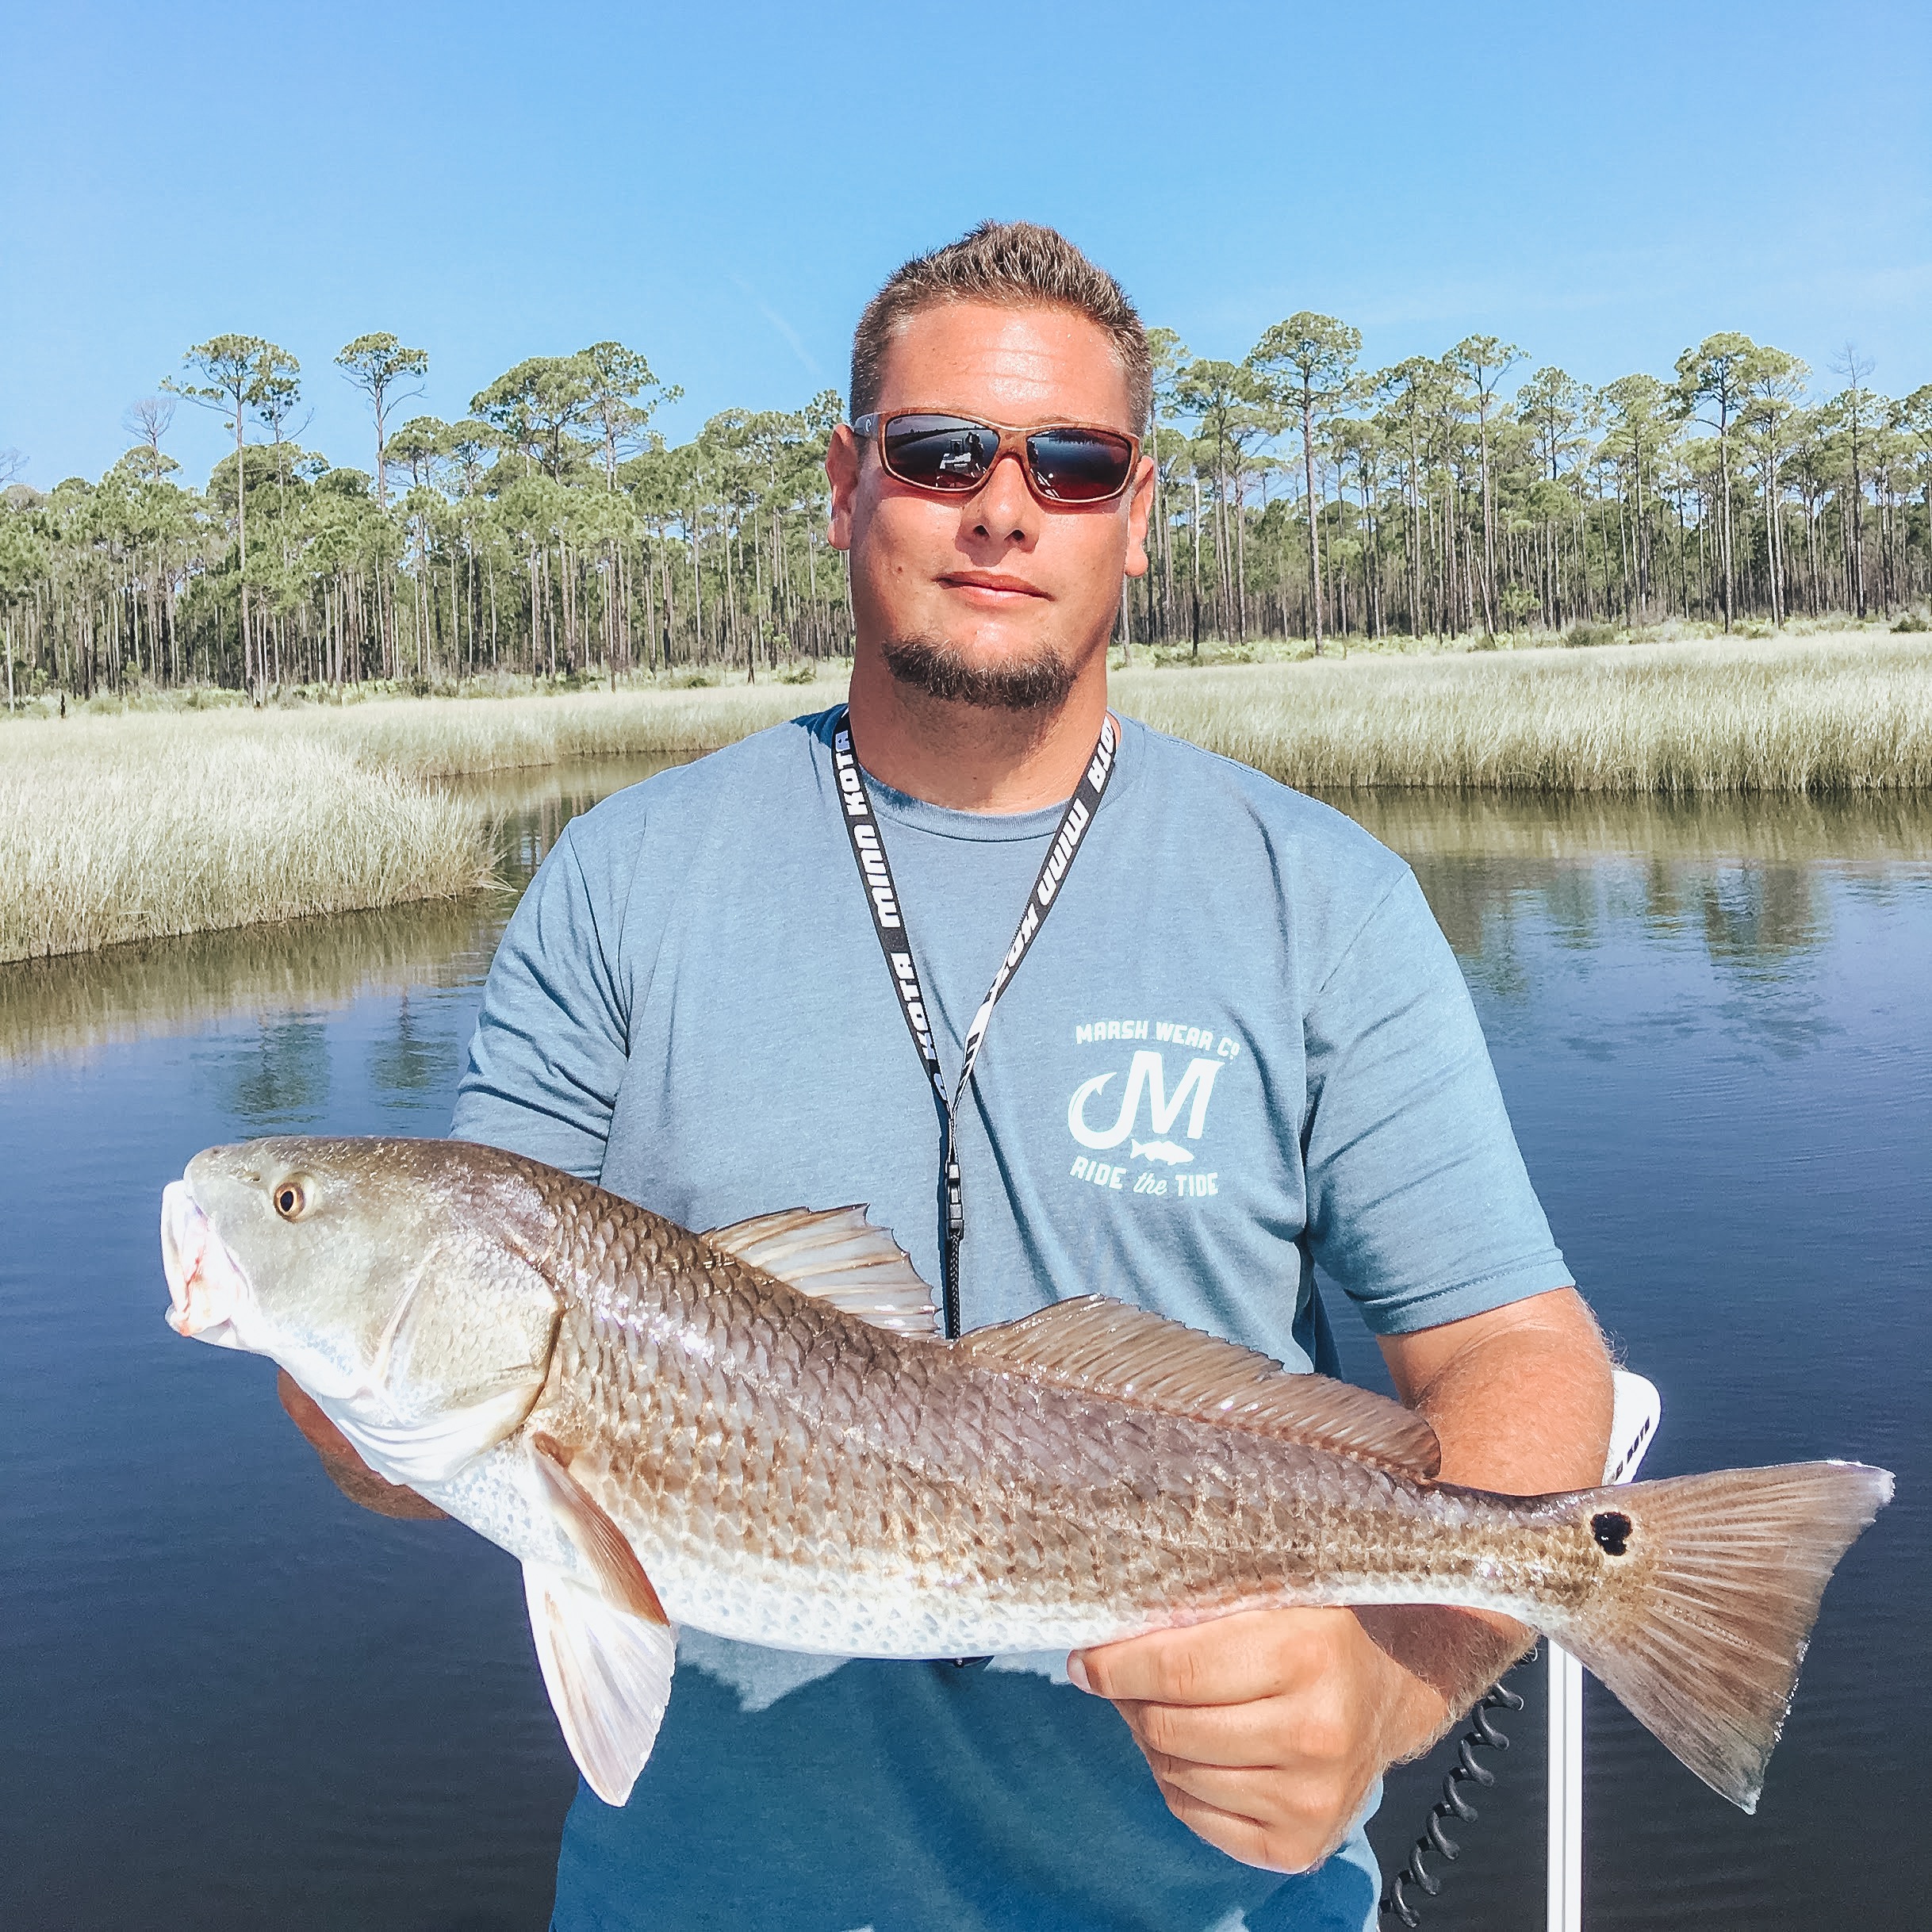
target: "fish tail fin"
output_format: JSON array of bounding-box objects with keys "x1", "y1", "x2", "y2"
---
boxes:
[{"x1": 1552, "y1": 1459, "x2": 1891, "y2": 1812}]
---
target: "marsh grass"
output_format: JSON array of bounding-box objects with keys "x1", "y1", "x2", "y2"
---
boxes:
[
  {"x1": 317, "y1": 680, "x2": 849, "y2": 776},
  {"x1": 1, "y1": 733, "x2": 490, "y2": 963},
  {"x1": 7, "y1": 637, "x2": 1928, "y2": 964},
  {"x1": 0, "y1": 684, "x2": 838, "y2": 964},
  {"x1": 1332, "y1": 787, "x2": 1932, "y2": 867},
  {"x1": 1114, "y1": 634, "x2": 1932, "y2": 794}
]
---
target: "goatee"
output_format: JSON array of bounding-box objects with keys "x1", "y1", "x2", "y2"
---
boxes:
[{"x1": 880, "y1": 634, "x2": 1077, "y2": 712}]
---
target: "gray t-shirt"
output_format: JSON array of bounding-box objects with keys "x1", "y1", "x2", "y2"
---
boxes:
[{"x1": 452, "y1": 707, "x2": 1570, "y2": 1932}]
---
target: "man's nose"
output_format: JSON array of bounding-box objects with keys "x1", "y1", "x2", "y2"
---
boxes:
[{"x1": 964, "y1": 448, "x2": 1039, "y2": 545}]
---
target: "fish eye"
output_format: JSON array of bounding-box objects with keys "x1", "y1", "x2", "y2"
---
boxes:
[{"x1": 273, "y1": 1177, "x2": 312, "y2": 1221}]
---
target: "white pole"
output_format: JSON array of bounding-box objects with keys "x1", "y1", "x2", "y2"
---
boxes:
[
  {"x1": 1547, "y1": 1639, "x2": 1585, "y2": 1931},
  {"x1": 1547, "y1": 1370, "x2": 1660, "y2": 1932}
]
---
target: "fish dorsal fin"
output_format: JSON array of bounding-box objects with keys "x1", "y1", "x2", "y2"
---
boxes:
[
  {"x1": 522, "y1": 1565, "x2": 677, "y2": 1807},
  {"x1": 703, "y1": 1206, "x2": 940, "y2": 1338},
  {"x1": 959, "y1": 1294, "x2": 1440, "y2": 1479}
]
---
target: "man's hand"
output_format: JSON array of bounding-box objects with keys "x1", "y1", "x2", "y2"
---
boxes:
[
  {"x1": 1070, "y1": 1286, "x2": 1612, "y2": 1873},
  {"x1": 277, "y1": 1369, "x2": 448, "y2": 1521},
  {"x1": 1069, "y1": 1604, "x2": 1455, "y2": 1873}
]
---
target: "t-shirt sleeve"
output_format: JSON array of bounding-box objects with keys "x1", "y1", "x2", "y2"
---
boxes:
[
  {"x1": 450, "y1": 822, "x2": 631, "y2": 1179},
  {"x1": 1301, "y1": 866, "x2": 1571, "y2": 1335}
]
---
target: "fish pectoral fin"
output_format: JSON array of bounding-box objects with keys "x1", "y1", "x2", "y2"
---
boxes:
[
  {"x1": 703, "y1": 1205, "x2": 940, "y2": 1337},
  {"x1": 523, "y1": 1565, "x2": 677, "y2": 1807},
  {"x1": 960, "y1": 1296, "x2": 1442, "y2": 1479},
  {"x1": 530, "y1": 1433, "x2": 669, "y2": 1623}
]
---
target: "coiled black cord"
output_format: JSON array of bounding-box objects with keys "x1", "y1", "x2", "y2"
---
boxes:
[{"x1": 1378, "y1": 1669, "x2": 1528, "y2": 1926}]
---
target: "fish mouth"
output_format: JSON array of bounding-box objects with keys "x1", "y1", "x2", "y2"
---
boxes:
[{"x1": 160, "y1": 1179, "x2": 251, "y2": 1348}]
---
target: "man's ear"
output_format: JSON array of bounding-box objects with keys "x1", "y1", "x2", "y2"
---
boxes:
[
  {"x1": 826, "y1": 424, "x2": 861, "y2": 553},
  {"x1": 1123, "y1": 453, "x2": 1156, "y2": 579}
]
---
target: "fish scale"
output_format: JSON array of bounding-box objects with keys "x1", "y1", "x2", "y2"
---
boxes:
[
  {"x1": 529, "y1": 1183, "x2": 1578, "y2": 1654},
  {"x1": 161, "y1": 1136, "x2": 1892, "y2": 1811}
]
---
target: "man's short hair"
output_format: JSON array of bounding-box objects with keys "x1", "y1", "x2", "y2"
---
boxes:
[{"x1": 849, "y1": 220, "x2": 1152, "y2": 434}]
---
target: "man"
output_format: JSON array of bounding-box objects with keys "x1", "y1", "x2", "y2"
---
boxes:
[{"x1": 332, "y1": 222, "x2": 1612, "y2": 1930}]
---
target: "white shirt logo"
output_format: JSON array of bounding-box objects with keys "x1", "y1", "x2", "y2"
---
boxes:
[{"x1": 1068, "y1": 1050, "x2": 1221, "y2": 1151}]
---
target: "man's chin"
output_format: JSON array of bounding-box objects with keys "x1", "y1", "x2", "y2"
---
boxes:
[{"x1": 880, "y1": 634, "x2": 1078, "y2": 713}]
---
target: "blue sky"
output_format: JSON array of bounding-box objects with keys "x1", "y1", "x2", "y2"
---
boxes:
[{"x1": 2, "y1": 0, "x2": 1926, "y2": 489}]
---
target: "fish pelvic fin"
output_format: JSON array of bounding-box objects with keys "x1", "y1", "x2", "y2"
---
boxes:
[
  {"x1": 1551, "y1": 1459, "x2": 1892, "y2": 1812},
  {"x1": 523, "y1": 1566, "x2": 677, "y2": 1808}
]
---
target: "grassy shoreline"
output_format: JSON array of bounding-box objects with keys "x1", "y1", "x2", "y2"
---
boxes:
[
  {"x1": 6, "y1": 634, "x2": 1928, "y2": 964},
  {"x1": 1117, "y1": 633, "x2": 1932, "y2": 795},
  {"x1": 2, "y1": 680, "x2": 852, "y2": 963}
]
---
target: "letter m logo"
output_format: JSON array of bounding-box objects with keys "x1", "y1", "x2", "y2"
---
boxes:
[{"x1": 1067, "y1": 1051, "x2": 1221, "y2": 1151}]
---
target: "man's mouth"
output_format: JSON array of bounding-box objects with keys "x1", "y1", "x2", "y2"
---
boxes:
[
  {"x1": 936, "y1": 571, "x2": 1049, "y2": 604},
  {"x1": 160, "y1": 1180, "x2": 249, "y2": 1346}
]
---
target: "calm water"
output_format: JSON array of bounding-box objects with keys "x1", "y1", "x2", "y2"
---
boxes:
[{"x1": 2, "y1": 767, "x2": 1926, "y2": 1931}]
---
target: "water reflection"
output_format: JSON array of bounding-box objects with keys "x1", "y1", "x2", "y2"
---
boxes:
[
  {"x1": 217, "y1": 1016, "x2": 332, "y2": 1126},
  {"x1": 0, "y1": 897, "x2": 496, "y2": 1064},
  {"x1": 1333, "y1": 792, "x2": 1930, "y2": 1000},
  {"x1": 1410, "y1": 857, "x2": 1831, "y2": 992},
  {"x1": 459, "y1": 755, "x2": 684, "y2": 885},
  {"x1": 367, "y1": 995, "x2": 461, "y2": 1107},
  {"x1": 1695, "y1": 866, "x2": 1821, "y2": 971}
]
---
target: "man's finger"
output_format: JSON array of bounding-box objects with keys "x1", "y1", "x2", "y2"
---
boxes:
[
  {"x1": 1146, "y1": 1777, "x2": 1318, "y2": 1876},
  {"x1": 1119, "y1": 1685, "x2": 1364, "y2": 1774},
  {"x1": 1137, "y1": 1739, "x2": 1277, "y2": 1812},
  {"x1": 1137, "y1": 1735, "x2": 1368, "y2": 1846},
  {"x1": 1071, "y1": 1607, "x2": 1350, "y2": 1705}
]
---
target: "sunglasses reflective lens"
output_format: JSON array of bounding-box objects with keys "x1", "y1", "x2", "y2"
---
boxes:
[
  {"x1": 882, "y1": 416, "x2": 1001, "y2": 491},
  {"x1": 1025, "y1": 427, "x2": 1137, "y2": 502}
]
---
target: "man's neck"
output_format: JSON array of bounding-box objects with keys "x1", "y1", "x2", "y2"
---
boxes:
[{"x1": 844, "y1": 651, "x2": 1110, "y2": 813}]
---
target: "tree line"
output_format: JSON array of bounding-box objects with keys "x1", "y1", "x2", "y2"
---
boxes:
[
  {"x1": 1138, "y1": 320, "x2": 1930, "y2": 655},
  {"x1": 2, "y1": 316, "x2": 1928, "y2": 703}
]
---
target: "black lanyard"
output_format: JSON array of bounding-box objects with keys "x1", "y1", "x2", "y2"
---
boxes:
[{"x1": 830, "y1": 706, "x2": 1118, "y2": 1337}]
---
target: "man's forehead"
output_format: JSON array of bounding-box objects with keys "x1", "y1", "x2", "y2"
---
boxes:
[{"x1": 872, "y1": 301, "x2": 1133, "y2": 429}]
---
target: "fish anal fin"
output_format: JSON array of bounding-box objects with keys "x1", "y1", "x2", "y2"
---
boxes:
[
  {"x1": 523, "y1": 1565, "x2": 677, "y2": 1807},
  {"x1": 960, "y1": 1294, "x2": 1441, "y2": 1479},
  {"x1": 531, "y1": 1432, "x2": 668, "y2": 1623},
  {"x1": 704, "y1": 1206, "x2": 939, "y2": 1338},
  {"x1": 1355, "y1": 1605, "x2": 1535, "y2": 1723}
]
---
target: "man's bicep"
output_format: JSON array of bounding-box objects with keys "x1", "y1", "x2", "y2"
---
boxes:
[
  {"x1": 451, "y1": 829, "x2": 630, "y2": 1179},
  {"x1": 1301, "y1": 870, "x2": 1571, "y2": 1336}
]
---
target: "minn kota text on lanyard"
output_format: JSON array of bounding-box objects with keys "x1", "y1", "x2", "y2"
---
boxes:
[{"x1": 831, "y1": 706, "x2": 1118, "y2": 1340}]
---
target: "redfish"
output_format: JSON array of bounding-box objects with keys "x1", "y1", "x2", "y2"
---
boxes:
[{"x1": 160, "y1": 1136, "x2": 1890, "y2": 1811}]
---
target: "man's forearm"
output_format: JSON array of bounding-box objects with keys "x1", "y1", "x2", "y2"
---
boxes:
[{"x1": 1363, "y1": 1288, "x2": 1616, "y2": 1746}]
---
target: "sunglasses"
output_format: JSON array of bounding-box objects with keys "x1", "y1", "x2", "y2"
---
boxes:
[{"x1": 853, "y1": 412, "x2": 1142, "y2": 505}]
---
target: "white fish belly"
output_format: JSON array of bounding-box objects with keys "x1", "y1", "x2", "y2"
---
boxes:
[
  {"x1": 634, "y1": 1524, "x2": 1553, "y2": 1657},
  {"x1": 418, "y1": 1445, "x2": 598, "y2": 1589},
  {"x1": 648, "y1": 1548, "x2": 1139, "y2": 1657}
]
